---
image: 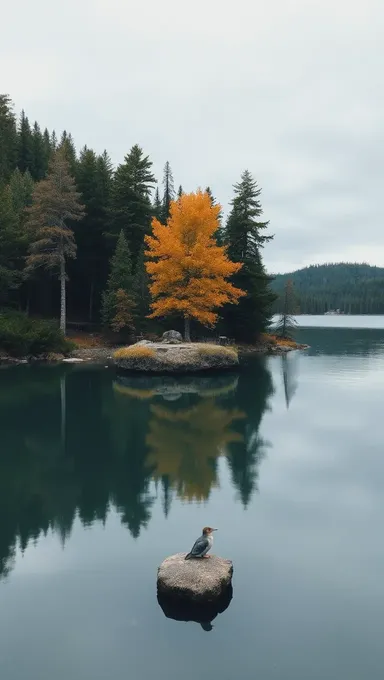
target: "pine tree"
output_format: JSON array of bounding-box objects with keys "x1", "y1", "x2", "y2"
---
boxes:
[
  {"x1": 50, "y1": 130, "x2": 57, "y2": 150},
  {"x1": 109, "y1": 145, "x2": 156, "y2": 262},
  {"x1": 17, "y1": 110, "x2": 33, "y2": 174},
  {"x1": 9, "y1": 168, "x2": 34, "y2": 216},
  {"x1": 0, "y1": 94, "x2": 17, "y2": 185},
  {"x1": 205, "y1": 186, "x2": 216, "y2": 205},
  {"x1": 161, "y1": 161, "x2": 175, "y2": 222},
  {"x1": 58, "y1": 131, "x2": 77, "y2": 175},
  {"x1": 133, "y1": 244, "x2": 151, "y2": 332},
  {"x1": 72, "y1": 147, "x2": 112, "y2": 320},
  {"x1": 223, "y1": 170, "x2": 275, "y2": 342},
  {"x1": 153, "y1": 187, "x2": 162, "y2": 220},
  {"x1": 177, "y1": 185, "x2": 183, "y2": 199},
  {"x1": 275, "y1": 279, "x2": 297, "y2": 339},
  {"x1": 226, "y1": 171, "x2": 272, "y2": 260},
  {"x1": 25, "y1": 151, "x2": 85, "y2": 332},
  {"x1": 96, "y1": 151, "x2": 114, "y2": 226},
  {"x1": 205, "y1": 186, "x2": 223, "y2": 243},
  {"x1": 31, "y1": 122, "x2": 48, "y2": 180},
  {"x1": 8, "y1": 169, "x2": 35, "y2": 312},
  {"x1": 43, "y1": 128, "x2": 51, "y2": 158},
  {"x1": 101, "y1": 230, "x2": 135, "y2": 333},
  {"x1": 0, "y1": 185, "x2": 23, "y2": 301}
]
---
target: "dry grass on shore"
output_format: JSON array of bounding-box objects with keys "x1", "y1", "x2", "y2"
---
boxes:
[
  {"x1": 113, "y1": 345, "x2": 156, "y2": 360},
  {"x1": 196, "y1": 343, "x2": 238, "y2": 360},
  {"x1": 260, "y1": 333, "x2": 299, "y2": 348}
]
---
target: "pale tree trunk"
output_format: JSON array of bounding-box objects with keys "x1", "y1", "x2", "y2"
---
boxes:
[
  {"x1": 60, "y1": 246, "x2": 66, "y2": 334},
  {"x1": 184, "y1": 316, "x2": 191, "y2": 342}
]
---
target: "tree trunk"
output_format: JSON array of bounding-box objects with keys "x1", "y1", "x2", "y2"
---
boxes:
[
  {"x1": 89, "y1": 280, "x2": 94, "y2": 322},
  {"x1": 60, "y1": 249, "x2": 66, "y2": 334},
  {"x1": 184, "y1": 316, "x2": 191, "y2": 342}
]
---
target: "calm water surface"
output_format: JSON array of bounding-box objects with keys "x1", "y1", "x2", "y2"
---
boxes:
[{"x1": 1, "y1": 320, "x2": 384, "y2": 680}]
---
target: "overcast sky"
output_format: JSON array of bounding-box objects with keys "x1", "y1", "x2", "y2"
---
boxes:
[{"x1": 2, "y1": 0, "x2": 383, "y2": 273}]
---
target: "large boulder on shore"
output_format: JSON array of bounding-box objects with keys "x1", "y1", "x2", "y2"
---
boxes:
[
  {"x1": 157, "y1": 553, "x2": 233, "y2": 604},
  {"x1": 162, "y1": 330, "x2": 183, "y2": 344}
]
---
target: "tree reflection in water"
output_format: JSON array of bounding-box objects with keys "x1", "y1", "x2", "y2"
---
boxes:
[{"x1": 0, "y1": 359, "x2": 277, "y2": 580}]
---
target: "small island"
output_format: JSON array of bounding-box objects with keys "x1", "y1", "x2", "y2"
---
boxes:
[
  {"x1": 113, "y1": 334, "x2": 239, "y2": 373},
  {"x1": 112, "y1": 330, "x2": 307, "y2": 374}
]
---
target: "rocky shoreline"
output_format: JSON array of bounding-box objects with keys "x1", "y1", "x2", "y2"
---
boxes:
[
  {"x1": 0, "y1": 346, "x2": 117, "y2": 366},
  {"x1": 238, "y1": 341, "x2": 309, "y2": 356},
  {"x1": 0, "y1": 334, "x2": 308, "y2": 367}
]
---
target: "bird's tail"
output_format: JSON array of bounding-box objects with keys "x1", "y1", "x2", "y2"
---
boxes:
[{"x1": 185, "y1": 553, "x2": 192, "y2": 560}]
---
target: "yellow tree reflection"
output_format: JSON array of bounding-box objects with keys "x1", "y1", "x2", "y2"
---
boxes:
[{"x1": 146, "y1": 399, "x2": 245, "y2": 502}]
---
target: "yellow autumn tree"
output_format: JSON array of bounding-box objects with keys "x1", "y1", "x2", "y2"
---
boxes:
[{"x1": 145, "y1": 191, "x2": 245, "y2": 341}]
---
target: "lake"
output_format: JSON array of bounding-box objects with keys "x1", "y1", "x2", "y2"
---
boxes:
[{"x1": 1, "y1": 318, "x2": 384, "y2": 680}]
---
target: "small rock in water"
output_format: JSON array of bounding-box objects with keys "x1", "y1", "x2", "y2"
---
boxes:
[
  {"x1": 157, "y1": 552, "x2": 233, "y2": 603},
  {"x1": 157, "y1": 553, "x2": 233, "y2": 629}
]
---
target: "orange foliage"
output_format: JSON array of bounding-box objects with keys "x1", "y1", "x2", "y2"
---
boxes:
[
  {"x1": 262, "y1": 333, "x2": 298, "y2": 348},
  {"x1": 145, "y1": 191, "x2": 245, "y2": 327}
]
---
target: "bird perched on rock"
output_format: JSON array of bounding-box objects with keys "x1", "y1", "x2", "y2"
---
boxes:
[{"x1": 185, "y1": 527, "x2": 217, "y2": 560}]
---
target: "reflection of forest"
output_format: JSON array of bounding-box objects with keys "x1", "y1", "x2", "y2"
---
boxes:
[{"x1": 0, "y1": 360, "x2": 274, "y2": 580}]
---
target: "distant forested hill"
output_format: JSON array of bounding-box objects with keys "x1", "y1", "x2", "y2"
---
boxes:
[{"x1": 271, "y1": 263, "x2": 384, "y2": 314}]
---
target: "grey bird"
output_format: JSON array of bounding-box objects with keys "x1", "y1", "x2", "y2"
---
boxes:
[{"x1": 185, "y1": 527, "x2": 217, "y2": 560}]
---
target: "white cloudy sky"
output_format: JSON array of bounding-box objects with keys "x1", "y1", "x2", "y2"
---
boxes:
[{"x1": 2, "y1": 0, "x2": 383, "y2": 273}]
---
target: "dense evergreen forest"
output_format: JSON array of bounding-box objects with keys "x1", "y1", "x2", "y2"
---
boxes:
[
  {"x1": 0, "y1": 94, "x2": 274, "y2": 344},
  {"x1": 272, "y1": 264, "x2": 384, "y2": 314}
]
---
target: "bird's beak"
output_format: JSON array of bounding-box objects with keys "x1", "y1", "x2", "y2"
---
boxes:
[{"x1": 213, "y1": 528, "x2": 218, "y2": 531}]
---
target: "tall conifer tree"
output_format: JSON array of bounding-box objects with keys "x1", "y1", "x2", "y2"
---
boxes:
[
  {"x1": 153, "y1": 187, "x2": 162, "y2": 220},
  {"x1": 25, "y1": 151, "x2": 84, "y2": 332},
  {"x1": 31, "y1": 122, "x2": 48, "y2": 180},
  {"x1": 9, "y1": 168, "x2": 34, "y2": 217},
  {"x1": 101, "y1": 230, "x2": 135, "y2": 333},
  {"x1": 71, "y1": 147, "x2": 112, "y2": 320},
  {"x1": 17, "y1": 110, "x2": 33, "y2": 173},
  {"x1": 133, "y1": 244, "x2": 151, "y2": 332},
  {"x1": 109, "y1": 144, "x2": 156, "y2": 262},
  {"x1": 0, "y1": 94, "x2": 17, "y2": 185},
  {"x1": 50, "y1": 130, "x2": 58, "y2": 150},
  {"x1": 205, "y1": 186, "x2": 223, "y2": 244},
  {"x1": 58, "y1": 131, "x2": 77, "y2": 175},
  {"x1": 161, "y1": 161, "x2": 175, "y2": 222},
  {"x1": 0, "y1": 185, "x2": 24, "y2": 300},
  {"x1": 223, "y1": 170, "x2": 275, "y2": 341}
]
